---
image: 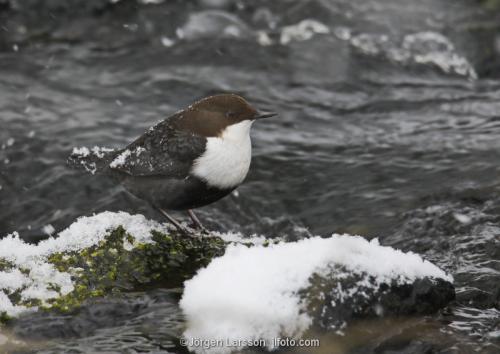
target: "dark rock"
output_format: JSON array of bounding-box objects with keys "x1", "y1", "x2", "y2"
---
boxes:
[
  {"x1": 350, "y1": 339, "x2": 438, "y2": 354},
  {"x1": 9, "y1": 0, "x2": 125, "y2": 16},
  {"x1": 0, "y1": 0, "x2": 10, "y2": 12},
  {"x1": 374, "y1": 339, "x2": 437, "y2": 354},
  {"x1": 378, "y1": 278, "x2": 455, "y2": 315},
  {"x1": 304, "y1": 265, "x2": 455, "y2": 331}
]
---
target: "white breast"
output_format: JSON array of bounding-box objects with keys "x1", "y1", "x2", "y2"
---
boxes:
[{"x1": 191, "y1": 120, "x2": 253, "y2": 189}]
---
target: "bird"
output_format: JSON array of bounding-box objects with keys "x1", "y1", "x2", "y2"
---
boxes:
[{"x1": 68, "y1": 94, "x2": 276, "y2": 233}]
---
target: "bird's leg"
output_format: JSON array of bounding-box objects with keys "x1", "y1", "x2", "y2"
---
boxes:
[
  {"x1": 187, "y1": 209, "x2": 209, "y2": 234},
  {"x1": 157, "y1": 208, "x2": 190, "y2": 235}
]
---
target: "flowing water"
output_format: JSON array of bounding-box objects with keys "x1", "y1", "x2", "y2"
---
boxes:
[{"x1": 0, "y1": 0, "x2": 499, "y2": 353}]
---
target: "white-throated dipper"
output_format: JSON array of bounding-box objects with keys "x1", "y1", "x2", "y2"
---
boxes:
[{"x1": 69, "y1": 94, "x2": 276, "y2": 233}]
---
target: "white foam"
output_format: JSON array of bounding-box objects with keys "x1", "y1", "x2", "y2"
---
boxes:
[
  {"x1": 139, "y1": 0, "x2": 164, "y2": 3},
  {"x1": 256, "y1": 31, "x2": 273, "y2": 46},
  {"x1": 280, "y1": 19, "x2": 330, "y2": 45},
  {"x1": 161, "y1": 36, "x2": 175, "y2": 47},
  {"x1": 180, "y1": 235, "x2": 452, "y2": 354},
  {"x1": 346, "y1": 30, "x2": 477, "y2": 79},
  {"x1": 180, "y1": 10, "x2": 251, "y2": 40}
]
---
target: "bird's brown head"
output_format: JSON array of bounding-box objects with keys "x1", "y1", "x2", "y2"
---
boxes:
[{"x1": 176, "y1": 94, "x2": 276, "y2": 137}]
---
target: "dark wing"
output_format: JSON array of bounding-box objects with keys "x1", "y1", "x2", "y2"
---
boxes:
[{"x1": 109, "y1": 114, "x2": 206, "y2": 178}]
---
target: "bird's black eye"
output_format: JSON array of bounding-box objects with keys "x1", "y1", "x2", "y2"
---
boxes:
[{"x1": 225, "y1": 111, "x2": 236, "y2": 119}]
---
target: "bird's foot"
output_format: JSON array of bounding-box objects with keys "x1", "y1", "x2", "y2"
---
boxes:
[
  {"x1": 187, "y1": 209, "x2": 210, "y2": 235},
  {"x1": 157, "y1": 208, "x2": 195, "y2": 237}
]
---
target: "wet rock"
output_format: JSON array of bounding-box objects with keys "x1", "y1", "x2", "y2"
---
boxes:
[
  {"x1": 0, "y1": 0, "x2": 9, "y2": 12},
  {"x1": 8, "y1": 0, "x2": 118, "y2": 16},
  {"x1": 369, "y1": 339, "x2": 437, "y2": 354},
  {"x1": 305, "y1": 266, "x2": 455, "y2": 331}
]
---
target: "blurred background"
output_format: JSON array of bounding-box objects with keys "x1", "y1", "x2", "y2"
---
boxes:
[{"x1": 0, "y1": 0, "x2": 499, "y2": 352}]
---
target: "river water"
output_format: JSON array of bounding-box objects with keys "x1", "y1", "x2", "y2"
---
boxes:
[{"x1": 0, "y1": 0, "x2": 499, "y2": 353}]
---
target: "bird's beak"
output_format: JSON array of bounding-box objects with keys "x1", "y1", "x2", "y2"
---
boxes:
[{"x1": 254, "y1": 111, "x2": 277, "y2": 120}]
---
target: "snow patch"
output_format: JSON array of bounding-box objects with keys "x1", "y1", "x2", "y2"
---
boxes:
[
  {"x1": 181, "y1": 235, "x2": 452, "y2": 354},
  {"x1": 71, "y1": 146, "x2": 90, "y2": 157},
  {"x1": 109, "y1": 149, "x2": 131, "y2": 168},
  {"x1": 91, "y1": 146, "x2": 114, "y2": 158},
  {"x1": 42, "y1": 224, "x2": 55, "y2": 236},
  {"x1": 209, "y1": 231, "x2": 276, "y2": 246},
  {"x1": 73, "y1": 146, "x2": 114, "y2": 159},
  {"x1": 0, "y1": 292, "x2": 29, "y2": 318},
  {"x1": 71, "y1": 146, "x2": 115, "y2": 174}
]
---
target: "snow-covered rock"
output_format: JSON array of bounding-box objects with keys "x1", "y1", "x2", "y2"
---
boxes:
[{"x1": 180, "y1": 235, "x2": 454, "y2": 354}]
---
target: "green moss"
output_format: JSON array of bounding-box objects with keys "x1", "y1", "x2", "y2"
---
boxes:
[
  {"x1": 0, "y1": 259, "x2": 13, "y2": 272},
  {"x1": 7, "y1": 289, "x2": 22, "y2": 306},
  {"x1": 0, "y1": 311, "x2": 12, "y2": 325},
  {"x1": 41, "y1": 227, "x2": 227, "y2": 313},
  {"x1": 480, "y1": 0, "x2": 500, "y2": 10},
  {"x1": 47, "y1": 283, "x2": 62, "y2": 293},
  {"x1": 21, "y1": 298, "x2": 42, "y2": 307}
]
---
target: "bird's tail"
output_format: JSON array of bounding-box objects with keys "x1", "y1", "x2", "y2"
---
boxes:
[{"x1": 67, "y1": 146, "x2": 117, "y2": 175}]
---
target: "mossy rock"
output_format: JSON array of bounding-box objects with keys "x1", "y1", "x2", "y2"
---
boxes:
[
  {"x1": 1, "y1": 227, "x2": 227, "y2": 323},
  {"x1": 46, "y1": 227, "x2": 227, "y2": 313}
]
